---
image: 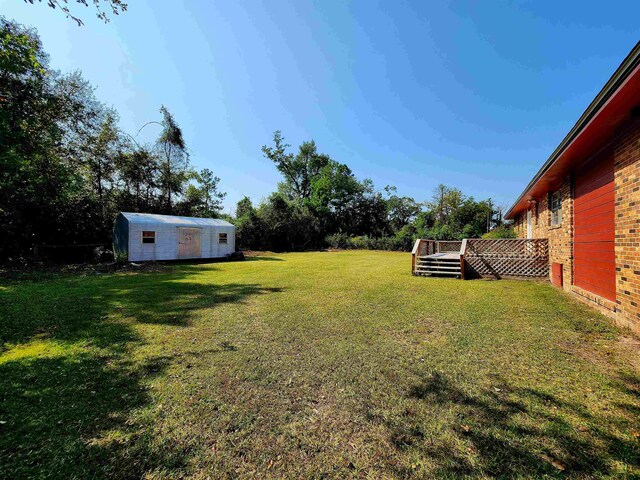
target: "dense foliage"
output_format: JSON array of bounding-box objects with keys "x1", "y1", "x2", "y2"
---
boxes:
[
  {"x1": 482, "y1": 225, "x2": 517, "y2": 239},
  {"x1": 0, "y1": 18, "x2": 225, "y2": 260},
  {"x1": 236, "y1": 132, "x2": 512, "y2": 251},
  {"x1": 1, "y1": 17, "x2": 513, "y2": 261}
]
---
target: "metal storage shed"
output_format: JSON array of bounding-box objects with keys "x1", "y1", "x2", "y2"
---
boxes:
[{"x1": 113, "y1": 212, "x2": 236, "y2": 262}]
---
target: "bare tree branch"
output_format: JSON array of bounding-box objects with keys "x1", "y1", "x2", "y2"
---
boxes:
[{"x1": 23, "y1": 0, "x2": 128, "y2": 26}]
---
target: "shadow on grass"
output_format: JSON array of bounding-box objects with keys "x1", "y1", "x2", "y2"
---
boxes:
[
  {"x1": 0, "y1": 354, "x2": 177, "y2": 479},
  {"x1": 244, "y1": 256, "x2": 284, "y2": 262},
  {"x1": 0, "y1": 269, "x2": 284, "y2": 346},
  {"x1": 0, "y1": 268, "x2": 284, "y2": 478},
  {"x1": 388, "y1": 371, "x2": 640, "y2": 478}
]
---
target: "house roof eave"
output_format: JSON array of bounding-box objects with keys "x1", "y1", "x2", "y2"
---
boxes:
[{"x1": 505, "y1": 41, "x2": 640, "y2": 220}]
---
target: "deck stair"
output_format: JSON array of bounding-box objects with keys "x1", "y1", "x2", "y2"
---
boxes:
[{"x1": 414, "y1": 253, "x2": 461, "y2": 277}]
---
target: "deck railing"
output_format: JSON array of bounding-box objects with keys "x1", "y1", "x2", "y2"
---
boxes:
[
  {"x1": 435, "y1": 241, "x2": 462, "y2": 253},
  {"x1": 412, "y1": 238, "x2": 549, "y2": 279},
  {"x1": 411, "y1": 239, "x2": 461, "y2": 256},
  {"x1": 461, "y1": 238, "x2": 549, "y2": 279}
]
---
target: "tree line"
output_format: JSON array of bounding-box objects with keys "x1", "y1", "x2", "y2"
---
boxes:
[
  {"x1": 235, "y1": 132, "x2": 513, "y2": 252},
  {"x1": 0, "y1": 17, "x2": 225, "y2": 260},
  {"x1": 0, "y1": 17, "x2": 512, "y2": 261}
]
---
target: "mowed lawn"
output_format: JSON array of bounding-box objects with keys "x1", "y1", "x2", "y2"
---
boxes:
[{"x1": 1, "y1": 251, "x2": 639, "y2": 479}]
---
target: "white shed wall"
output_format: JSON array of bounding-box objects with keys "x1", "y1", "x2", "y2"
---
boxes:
[
  {"x1": 208, "y1": 225, "x2": 235, "y2": 257},
  {"x1": 127, "y1": 222, "x2": 235, "y2": 261}
]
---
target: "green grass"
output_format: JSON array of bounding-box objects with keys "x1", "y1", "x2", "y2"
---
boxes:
[{"x1": 1, "y1": 250, "x2": 639, "y2": 479}]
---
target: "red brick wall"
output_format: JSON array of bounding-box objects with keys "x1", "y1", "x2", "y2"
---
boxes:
[
  {"x1": 613, "y1": 117, "x2": 640, "y2": 333},
  {"x1": 513, "y1": 174, "x2": 573, "y2": 290},
  {"x1": 513, "y1": 118, "x2": 640, "y2": 334}
]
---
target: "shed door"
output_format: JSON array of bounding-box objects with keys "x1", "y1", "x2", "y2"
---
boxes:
[
  {"x1": 573, "y1": 149, "x2": 615, "y2": 301},
  {"x1": 177, "y1": 228, "x2": 202, "y2": 259}
]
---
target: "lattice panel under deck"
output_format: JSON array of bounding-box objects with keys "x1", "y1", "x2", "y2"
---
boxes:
[{"x1": 464, "y1": 239, "x2": 549, "y2": 279}]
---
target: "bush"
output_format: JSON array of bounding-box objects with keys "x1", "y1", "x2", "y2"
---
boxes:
[
  {"x1": 482, "y1": 226, "x2": 516, "y2": 239},
  {"x1": 424, "y1": 223, "x2": 458, "y2": 240},
  {"x1": 325, "y1": 234, "x2": 412, "y2": 252},
  {"x1": 325, "y1": 233, "x2": 351, "y2": 249}
]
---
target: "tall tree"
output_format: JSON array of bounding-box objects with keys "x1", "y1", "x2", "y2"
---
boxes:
[
  {"x1": 156, "y1": 105, "x2": 189, "y2": 213},
  {"x1": 0, "y1": 17, "x2": 71, "y2": 256},
  {"x1": 0, "y1": 18, "x2": 230, "y2": 260},
  {"x1": 308, "y1": 160, "x2": 360, "y2": 217},
  {"x1": 430, "y1": 184, "x2": 464, "y2": 225},
  {"x1": 178, "y1": 168, "x2": 226, "y2": 218},
  {"x1": 198, "y1": 168, "x2": 226, "y2": 217},
  {"x1": 234, "y1": 197, "x2": 263, "y2": 249},
  {"x1": 262, "y1": 132, "x2": 330, "y2": 201},
  {"x1": 235, "y1": 196, "x2": 254, "y2": 219},
  {"x1": 384, "y1": 185, "x2": 421, "y2": 233},
  {"x1": 90, "y1": 111, "x2": 120, "y2": 220},
  {"x1": 115, "y1": 145, "x2": 159, "y2": 211}
]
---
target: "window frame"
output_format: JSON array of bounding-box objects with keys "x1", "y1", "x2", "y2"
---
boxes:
[
  {"x1": 218, "y1": 232, "x2": 228, "y2": 245},
  {"x1": 549, "y1": 190, "x2": 562, "y2": 227},
  {"x1": 141, "y1": 230, "x2": 156, "y2": 244}
]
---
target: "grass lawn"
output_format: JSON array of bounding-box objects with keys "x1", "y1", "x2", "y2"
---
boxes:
[{"x1": 1, "y1": 250, "x2": 639, "y2": 479}]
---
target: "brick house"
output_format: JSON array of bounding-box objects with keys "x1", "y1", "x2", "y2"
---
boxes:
[{"x1": 505, "y1": 42, "x2": 640, "y2": 335}]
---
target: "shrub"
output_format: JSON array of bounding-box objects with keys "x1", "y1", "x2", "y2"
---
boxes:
[
  {"x1": 325, "y1": 233, "x2": 351, "y2": 249},
  {"x1": 482, "y1": 226, "x2": 516, "y2": 239},
  {"x1": 325, "y1": 234, "x2": 412, "y2": 252}
]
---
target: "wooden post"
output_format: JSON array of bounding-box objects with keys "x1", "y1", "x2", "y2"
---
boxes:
[
  {"x1": 411, "y1": 238, "x2": 421, "y2": 275},
  {"x1": 459, "y1": 239, "x2": 467, "y2": 280}
]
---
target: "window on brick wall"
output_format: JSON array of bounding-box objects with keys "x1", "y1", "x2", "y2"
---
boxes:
[{"x1": 549, "y1": 190, "x2": 562, "y2": 226}]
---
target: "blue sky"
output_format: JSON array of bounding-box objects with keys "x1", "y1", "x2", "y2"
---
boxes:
[{"x1": 3, "y1": 0, "x2": 639, "y2": 214}]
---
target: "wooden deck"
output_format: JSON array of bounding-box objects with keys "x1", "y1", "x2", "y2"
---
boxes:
[
  {"x1": 420, "y1": 252, "x2": 460, "y2": 261},
  {"x1": 412, "y1": 239, "x2": 550, "y2": 279}
]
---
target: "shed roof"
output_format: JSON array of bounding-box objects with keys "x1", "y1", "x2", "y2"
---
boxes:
[{"x1": 120, "y1": 212, "x2": 234, "y2": 227}]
